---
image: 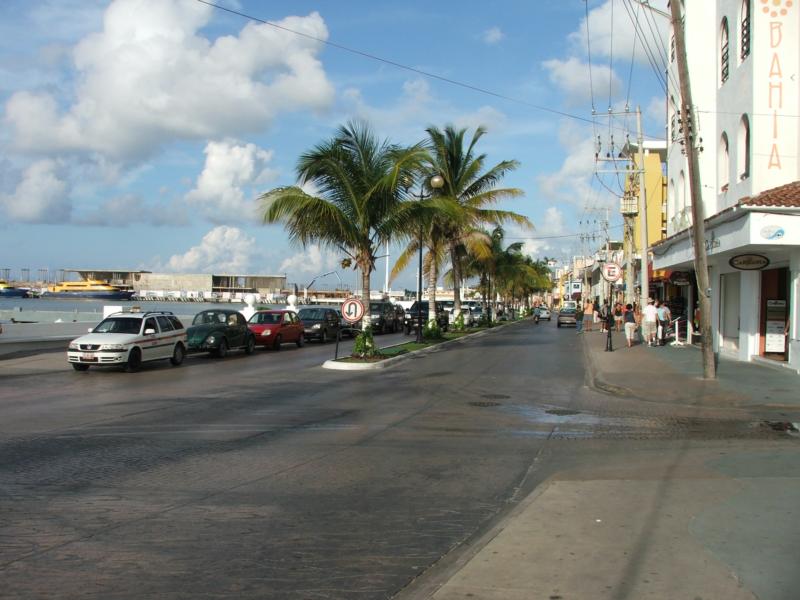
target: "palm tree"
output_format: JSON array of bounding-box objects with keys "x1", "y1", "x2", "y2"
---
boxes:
[
  {"x1": 425, "y1": 125, "x2": 530, "y2": 317},
  {"x1": 259, "y1": 121, "x2": 426, "y2": 305}
]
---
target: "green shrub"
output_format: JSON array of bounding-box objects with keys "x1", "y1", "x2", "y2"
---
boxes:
[
  {"x1": 452, "y1": 312, "x2": 465, "y2": 331},
  {"x1": 352, "y1": 326, "x2": 378, "y2": 357},
  {"x1": 423, "y1": 320, "x2": 443, "y2": 340}
]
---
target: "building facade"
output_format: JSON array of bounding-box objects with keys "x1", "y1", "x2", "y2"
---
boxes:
[{"x1": 653, "y1": 0, "x2": 800, "y2": 371}]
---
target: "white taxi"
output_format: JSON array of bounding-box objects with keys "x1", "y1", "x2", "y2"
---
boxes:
[{"x1": 67, "y1": 310, "x2": 187, "y2": 372}]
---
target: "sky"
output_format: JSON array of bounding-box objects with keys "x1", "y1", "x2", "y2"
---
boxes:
[{"x1": 0, "y1": 0, "x2": 669, "y2": 292}]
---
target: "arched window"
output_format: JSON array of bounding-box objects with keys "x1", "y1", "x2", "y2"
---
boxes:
[
  {"x1": 720, "y1": 18, "x2": 730, "y2": 84},
  {"x1": 719, "y1": 133, "x2": 730, "y2": 191},
  {"x1": 740, "y1": 0, "x2": 751, "y2": 61},
  {"x1": 668, "y1": 179, "x2": 676, "y2": 221},
  {"x1": 669, "y1": 97, "x2": 677, "y2": 142},
  {"x1": 738, "y1": 115, "x2": 750, "y2": 180}
]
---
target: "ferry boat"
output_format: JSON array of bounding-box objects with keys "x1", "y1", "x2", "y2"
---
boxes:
[
  {"x1": 0, "y1": 280, "x2": 29, "y2": 298},
  {"x1": 42, "y1": 280, "x2": 135, "y2": 300}
]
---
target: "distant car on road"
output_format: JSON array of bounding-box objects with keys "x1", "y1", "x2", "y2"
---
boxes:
[
  {"x1": 187, "y1": 309, "x2": 256, "y2": 357},
  {"x1": 67, "y1": 310, "x2": 187, "y2": 372},
  {"x1": 404, "y1": 301, "x2": 449, "y2": 334},
  {"x1": 248, "y1": 310, "x2": 305, "y2": 350},
  {"x1": 297, "y1": 307, "x2": 341, "y2": 343},
  {"x1": 537, "y1": 307, "x2": 551, "y2": 321},
  {"x1": 556, "y1": 308, "x2": 577, "y2": 328}
]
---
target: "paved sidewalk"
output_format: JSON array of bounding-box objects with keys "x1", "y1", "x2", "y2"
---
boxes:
[{"x1": 581, "y1": 327, "x2": 800, "y2": 418}]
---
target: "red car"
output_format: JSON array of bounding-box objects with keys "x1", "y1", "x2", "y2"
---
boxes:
[{"x1": 248, "y1": 310, "x2": 305, "y2": 350}]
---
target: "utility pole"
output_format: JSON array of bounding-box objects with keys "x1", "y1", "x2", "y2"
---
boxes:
[
  {"x1": 670, "y1": 1, "x2": 716, "y2": 379},
  {"x1": 636, "y1": 106, "x2": 650, "y2": 308}
]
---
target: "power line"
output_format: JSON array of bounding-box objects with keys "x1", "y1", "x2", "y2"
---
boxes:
[{"x1": 506, "y1": 224, "x2": 623, "y2": 242}]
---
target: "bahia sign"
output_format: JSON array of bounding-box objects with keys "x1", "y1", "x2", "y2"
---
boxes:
[{"x1": 729, "y1": 254, "x2": 770, "y2": 270}]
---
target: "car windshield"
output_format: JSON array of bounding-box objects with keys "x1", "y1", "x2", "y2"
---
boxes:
[
  {"x1": 298, "y1": 308, "x2": 325, "y2": 320},
  {"x1": 560, "y1": 308, "x2": 576, "y2": 314},
  {"x1": 192, "y1": 311, "x2": 230, "y2": 326},
  {"x1": 368, "y1": 303, "x2": 385, "y2": 313},
  {"x1": 408, "y1": 302, "x2": 429, "y2": 313},
  {"x1": 250, "y1": 312, "x2": 282, "y2": 324},
  {"x1": 93, "y1": 318, "x2": 141, "y2": 334}
]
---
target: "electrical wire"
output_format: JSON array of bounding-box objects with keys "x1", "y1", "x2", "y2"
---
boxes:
[
  {"x1": 608, "y1": 0, "x2": 615, "y2": 113},
  {"x1": 506, "y1": 224, "x2": 623, "y2": 242},
  {"x1": 195, "y1": 0, "x2": 601, "y2": 127}
]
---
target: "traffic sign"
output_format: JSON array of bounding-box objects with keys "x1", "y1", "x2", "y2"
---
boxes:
[
  {"x1": 341, "y1": 297, "x2": 365, "y2": 323},
  {"x1": 601, "y1": 262, "x2": 622, "y2": 282}
]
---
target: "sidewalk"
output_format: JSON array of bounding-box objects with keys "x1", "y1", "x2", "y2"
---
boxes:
[
  {"x1": 582, "y1": 327, "x2": 800, "y2": 418},
  {"x1": 398, "y1": 326, "x2": 800, "y2": 600}
]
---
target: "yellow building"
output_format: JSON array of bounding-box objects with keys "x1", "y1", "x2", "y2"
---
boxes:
[{"x1": 629, "y1": 142, "x2": 668, "y2": 250}]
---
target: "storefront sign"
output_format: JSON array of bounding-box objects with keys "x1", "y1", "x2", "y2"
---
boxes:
[
  {"x1": 765, "y1": 300, "x2": 787, "y2": 353},
  {"x1": 729, "y1": 254, "x2": 770, "y2": 270},
  {"x1": 760, "y1": 225, "x2": 785, "y2": 240},
  {"x1": 669, "y1": 271, "x2": 692, "y2": 286}
]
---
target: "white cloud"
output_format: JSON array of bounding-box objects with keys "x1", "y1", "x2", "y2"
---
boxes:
[
  {"x1": 542, "y1": 57, "x2": 622, "y2": 106},
  {"x1": 185, "y1": 139, "x2": 278, "y2": 223},
  {"x1": 0, "y1": 159, "x2": 70, "y2": 223},
  {"x1": 4, "y1": 0, "x2": 334, "y2": 162},
  {"x1": 567, "y1": 0, "x2": 669, "y2": 66},
  {"x1": 481, "y1": 27, "x2": 505, "y2": 45},
  {"x1": 163, "y1": 226, "x2": 259, "y2": 273},
  {"x1": 278, "y1": 244, "x2": 340, "y2": 277},
  {"x1": 645, "y1": 94, "x2": 666, "y2": 125},
  {"x1": 76, "y1": 193, "x2": 188, "y2": 227}
]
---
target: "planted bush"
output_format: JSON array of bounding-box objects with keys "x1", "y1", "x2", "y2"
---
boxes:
[
  {"x1": 423, "y1": 320, "x2": 444, "y2": 340},
  {"x1": 353, "y1": 326, "x2": 378, "y2": 358}
]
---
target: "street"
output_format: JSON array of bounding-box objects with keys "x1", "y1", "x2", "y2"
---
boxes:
[{"x1": 0, "y1": 321, "x2": 796, "y2": 599}]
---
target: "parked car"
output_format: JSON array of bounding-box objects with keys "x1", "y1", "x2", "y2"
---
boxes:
[
  {"x1": 403, "y1": 301, "x2": 449, "y2": 334},
  {"x1": 359, "y1": 300, "x2": 399, "y2": 333},
  {"x1": 297, "y1": 307, "x2": 341, "y2": 343},
  {"x1": 556, "y1": 308, "x2": 578, "y2": 328},
  {"x1": 248, "y1": 310, "x2": 305, "y2": 350},
  {"x1": 336, "y1": 309, "x2": 357, "y2": 338},
  {"x1": 187, "y1": 309, "x2": 256, "y2": 357},
  {"x1": 448, "y1": 306, "x2": 475, "y2": 327},
  {"x1": 67, "y1": 310, "x2": 187, "y2": 372}
]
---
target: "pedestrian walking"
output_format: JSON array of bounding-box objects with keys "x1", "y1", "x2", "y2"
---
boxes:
[
  {"x1": 657, "y1": 300, "x2": 672, "y2": 346},
  {"x1": 623, "y1": 303, "x2": 637, "y2": 347},
  {"x1": 599, "y1": 301, "x2": 609, "y2": 333},
  {"x1": 613, "y1": 302, "x2": 623, "y2": 332},
  {"x1": 583, "y1": 299, "x2": 594, "y2": 332},
  {"x1": 575, "y1": 302, "x2": 584, "y2": 334},
  {"x1": 642, "y1": 298, "x2": 658, "y2": 346}
]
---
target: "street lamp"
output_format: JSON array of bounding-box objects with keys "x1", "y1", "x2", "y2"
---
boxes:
[{"x1": 404, "y1": 174, "x2": 444, "y2": 343}]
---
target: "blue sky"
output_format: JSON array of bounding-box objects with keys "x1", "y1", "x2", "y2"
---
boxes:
[{"x1": 0, "y1": 0, "x2": 668, "y2": 291}]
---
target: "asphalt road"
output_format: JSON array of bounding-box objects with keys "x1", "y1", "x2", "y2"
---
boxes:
[{"x1": 0, "y1": 321, "x2": 788, "y2": 599}]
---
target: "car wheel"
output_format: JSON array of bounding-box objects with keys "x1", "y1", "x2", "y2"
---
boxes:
[
  {"x1": 72, "y1": 363, "x2": 90, "y2": 372},
  {"x1": 216, "y1": 338, "x2": 228, "y2": 359},
  {"x1": 125, "y1": 347, "x2": 142, "y2": 372},
  {"x1": 273, "y1": 335, "x2": 282, "y2": 351},
  {"x1": 244, "y1": 335, "x2": 256, "y2": 355},
  {"x1": 296, "y1": 334, "x2": 305, "y2": 348},
  {"x1": 170, "y1": 343, "x2": 185, "y2": 366},
  {"x1": 321, "y1": 330, "x2": 328, "y2": 344}
]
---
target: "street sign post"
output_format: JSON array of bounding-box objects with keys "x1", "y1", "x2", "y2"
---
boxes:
[
  {"x1": 601, "y1": 262, "x2": 622, "y2": 283},
  {"x1": 341, "y1": 298, "x2": 365, "y2": 323}
]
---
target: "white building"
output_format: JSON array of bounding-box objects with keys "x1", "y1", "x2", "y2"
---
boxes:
[{"x1": 653, "y1": 0, "x2": 800, "y2": 371}]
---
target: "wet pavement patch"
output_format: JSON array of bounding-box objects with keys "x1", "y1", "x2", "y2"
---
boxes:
[
  {"x1": 469, "y1": 401, "x2": 501, "y2": 407},
  {"x1": 481, "y1": 394, "x2": 510, "y2": 400},
  {"x1": 546, "y1": 409, "x2": 581, "y2": 416}
]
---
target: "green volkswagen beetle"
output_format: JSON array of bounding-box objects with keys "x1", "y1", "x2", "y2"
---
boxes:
[{"x1": 186, "y1": 309, "x2": 256, "y2": 358}]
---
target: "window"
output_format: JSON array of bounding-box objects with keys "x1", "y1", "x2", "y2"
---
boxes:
[
  {"x1": 738, "y1": 115, "x2": 750, "y2": 180},
  {"x1": 144, "y1": 318, "x2": 158, "y2": 333},
  {"x1": 156, "y1": 316, "x2": 174, "y2": 331},
  {"x1": 720, "y1": 18, "x2": 730, "y2": 84},
  {"x1": 719, "y1": 133, "x2": 730, "y2": 192},
  {"x1": 740, "y1": 0, "x2": 751, "y2": 60}
]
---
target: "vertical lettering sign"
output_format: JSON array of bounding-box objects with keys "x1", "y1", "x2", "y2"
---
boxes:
[{"x1": 760, "y1": 0, "x2": 798, "y2": 177}]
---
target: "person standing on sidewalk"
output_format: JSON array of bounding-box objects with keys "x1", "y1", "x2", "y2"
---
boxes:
[
  {"x1": 583, "y1": 299, "x2": 594, "y2": 332},
  {"x1": 575, "y1": 302, "x2": 584, "y2": 334},
  {"x1": 613, "y1": 302, "x2": 623, "y2": 332},
  {"x1": 656, "y1": 301, "x2": 671, "y2": 346},
  {"x1": 623, "y1": 303, "x2": 637, "y2": 347},
  {"x1": 642, "y1": 298, "x2": 658, "y2": 346}
]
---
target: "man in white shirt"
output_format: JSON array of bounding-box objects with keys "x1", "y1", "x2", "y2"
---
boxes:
[{"x1": 642, "y1": 299, "x2": 659, "y2": 347}]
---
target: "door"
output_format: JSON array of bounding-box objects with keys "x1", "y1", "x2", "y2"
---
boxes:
[
  {"x1": 720, "y1": 272, "x2": 740, "y2": 352},
  {"x1": 141, "y1": 317, "x2": 161, "y2": 361}
]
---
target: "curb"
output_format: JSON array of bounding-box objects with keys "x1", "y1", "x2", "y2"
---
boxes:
[
  {"x1": 580, "y1": 334, "x2": 637, "y2": 398},
  {"x1": 322, "y1": 320, "x2": 524, "y2": 371}
]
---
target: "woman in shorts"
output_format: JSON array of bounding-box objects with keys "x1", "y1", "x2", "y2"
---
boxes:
[{"x1": 623, "y1": 303, "x2": 637, "y2": 347}]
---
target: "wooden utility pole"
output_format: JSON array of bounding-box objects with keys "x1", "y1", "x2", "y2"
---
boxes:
[
  {"x1": 636, "y1": 107, "x2": 650, "y2": 308},
  {"x1": 670, "y1": 1, "x2": 716, "y2": 379}
]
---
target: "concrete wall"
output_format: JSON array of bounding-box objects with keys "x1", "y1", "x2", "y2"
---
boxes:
[{"x1": 134, "y1": 273, "x2": 212, "y2": 292}]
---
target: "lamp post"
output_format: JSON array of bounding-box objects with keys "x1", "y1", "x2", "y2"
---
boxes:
[{"x1": 409, "y1": 175, "x2": 444, "y2": 344}]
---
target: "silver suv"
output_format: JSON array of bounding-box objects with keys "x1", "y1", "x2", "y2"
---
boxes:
[{"x1": 67, "y1": 310, "x2": 187, "y2": 372}]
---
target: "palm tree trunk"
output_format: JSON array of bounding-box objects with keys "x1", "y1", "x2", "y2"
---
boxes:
[
  {"x1": 361, "y1": 268, "x2": 370, "y2": 331},
  {"x1": 427, "y1": 261, "x2": 438, "y2": 325},
  {"x1": 450, "y1": 244, "x2": 462, "y2": 318}
]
